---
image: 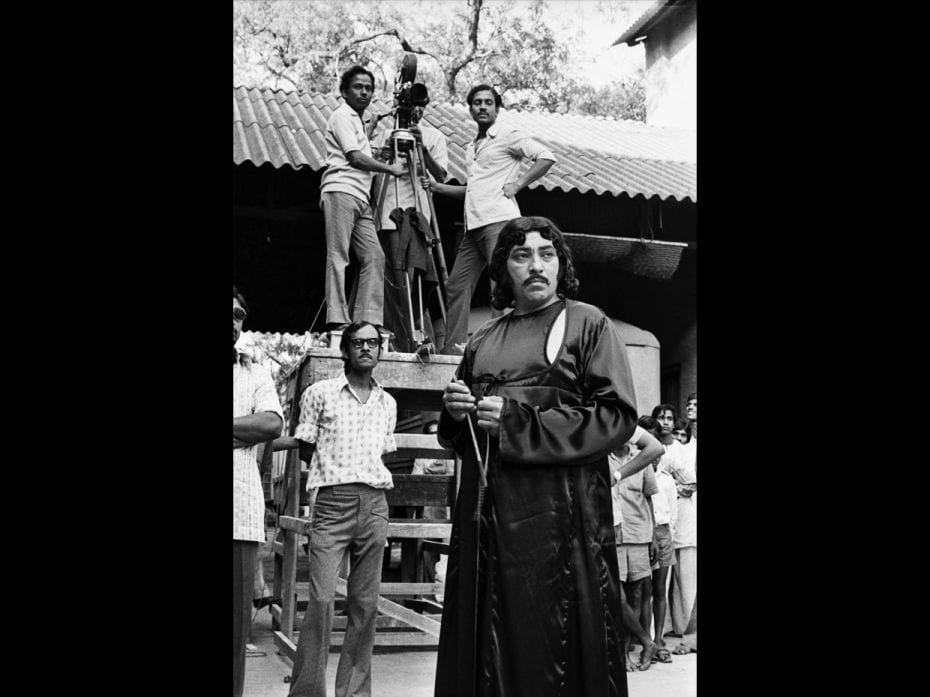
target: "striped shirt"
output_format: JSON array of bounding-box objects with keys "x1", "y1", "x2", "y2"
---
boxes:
[
  {"x1": 294, "y1": 374, "x2": 397, "y2": 491},
  {"x1": 233, "y1": 354, "x2": 284, "y2": 542}
]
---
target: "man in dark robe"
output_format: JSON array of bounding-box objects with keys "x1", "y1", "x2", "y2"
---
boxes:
[{"x1": 435, "y1": 216, "x2": 641, "y2": 697}]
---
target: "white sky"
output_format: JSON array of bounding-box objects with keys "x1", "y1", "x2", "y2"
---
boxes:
[
  {"x1": 356, "y1": 0, "x2": 651, "y2": 88},
  {"x1": 505, "y1": 0, "x2": 650, "y2": 86},
  {"x1": 235, "y1": 0, "x2": 652, "y2": 90}
]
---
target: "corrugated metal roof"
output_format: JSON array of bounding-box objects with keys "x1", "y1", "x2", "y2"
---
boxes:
[{"x1": 234, "y1": 85, "x2": 696, "y2": 202}]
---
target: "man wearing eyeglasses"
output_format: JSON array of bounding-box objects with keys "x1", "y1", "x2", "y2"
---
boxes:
[
  {"x1": 287, "y1": 321, "x2": 398, "y2": 697},
  {"x1": 232, "y1": 285, "x2": 283, "y2": 697}
]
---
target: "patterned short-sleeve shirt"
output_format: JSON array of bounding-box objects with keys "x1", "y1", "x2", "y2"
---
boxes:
[
  {"x1": 294, "y1": 374, "x2": 397, "y2": 491},
  {"x1": 233, "y1": 354, "x2": 283, "y2": 542}
]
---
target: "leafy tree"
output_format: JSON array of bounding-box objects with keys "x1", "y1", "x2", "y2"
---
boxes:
[
  {"x1": 563, "y1": 74, "x2": 647, "y2": 121},
  {"x1": 232, "y1": 0, "x2": 646, "y2": 120}
]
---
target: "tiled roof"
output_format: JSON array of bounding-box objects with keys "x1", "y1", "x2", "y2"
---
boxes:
[{"x1": 233, "y1": 85, "x2": 696, "y2": 202}]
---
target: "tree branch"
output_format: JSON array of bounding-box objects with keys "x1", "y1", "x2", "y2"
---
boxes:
[
  {"x1": 343, "y1": 28, "x2": 402, "y2": 49},
  {"x1": 445, "y1": 0, "x2": 484, "y2": 97},
  {"x1": 465, "y1": 0, "x2": 483, "y2": 61},
  {"x1": 340, "y1": 28, "x2": 439, "y2": 63}
]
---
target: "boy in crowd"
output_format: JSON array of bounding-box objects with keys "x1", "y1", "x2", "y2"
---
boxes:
[
  {"x1": 610, "y1": 425, "x2": 663, "y2": 670},
  {"x1": 637, "y1": 415, "x2": 678, "y2": 664}
]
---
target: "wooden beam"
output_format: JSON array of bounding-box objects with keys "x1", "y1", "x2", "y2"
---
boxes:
[
  {"x1": 421, "y1": 539, "x2": 450, "y2": 555},
  {"x1": 333, "y1": 632, "x2": 437, "y2": 647},
  {"x1": 387, "y1": 521, "x2": 452, "y2": 538},
  {"x1": 287, "y1": 611, "x2": 443, "y2": 630},
  {"x1": 273, "y1": 631, "x2": 297, "y2": 663},
  {"x1": 376, "y1": 582, "x2": 445, "y2": 595},
  {"x1": 391, "y1": 434, "x2": 454, "y2": 460},
  {"x1": 280, "y1": 515, "x2": 451, "y2": 539},
  {"x1": 331, "y1": 614, "x2": 443, "y2": 629},
  {"x1": 275, "y1": 628, "x2": 438, "y2": 659},
  {"x1": 299, "y1": 348, "x2": 460, "y2": 396},
  {"x1": 335, "y1": 577, "x2": 442, "y2": 636},
  {"x1": 385, "y1": 473, "x2": 454, "y2": 506},
  {"x1": 278, "y1": 516, "x2": 309, "y2": 534}
]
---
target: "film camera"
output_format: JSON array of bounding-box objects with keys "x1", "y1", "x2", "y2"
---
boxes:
[{"x1": 387, "y1": 53, "x2": 430, "y2": 155}]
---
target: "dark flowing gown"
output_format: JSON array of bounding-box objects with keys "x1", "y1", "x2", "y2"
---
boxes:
[{"x1": 435, "y1": 299, "x2": 638, "y2": 697}]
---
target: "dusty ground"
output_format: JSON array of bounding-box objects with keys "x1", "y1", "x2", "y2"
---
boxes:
[
  {"x1": 245, "y1": 606, "x2": 695, "y2": 697},
  {"x1": 244, "y1": 534, "x2": 696, "y2": 697}
]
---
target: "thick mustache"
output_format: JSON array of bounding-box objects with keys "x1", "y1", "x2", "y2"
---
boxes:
[{"x1": 524, "y1": 276, "x2": 549, "y2": 286}]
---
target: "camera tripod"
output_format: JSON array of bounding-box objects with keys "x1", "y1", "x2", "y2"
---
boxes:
[{"x1": 372, "y1": 122, "x2": 450, "y2": 353}]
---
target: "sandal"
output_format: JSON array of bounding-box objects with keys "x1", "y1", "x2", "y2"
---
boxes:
[
  {"x1": 672, "y1": 643, "x2": 694, "y2": 655},
  {"x1": 656, "y1": 647, "x2": 672, "y2": 663}
]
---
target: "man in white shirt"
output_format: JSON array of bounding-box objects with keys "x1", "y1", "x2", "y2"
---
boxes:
[
  {"x1": 675, "y1": 392, "x2": 698, "y2": 654},
  {"x1": 426, "y1": 83, "x2": 556, "y2": 354},
  {"x1": 652, "y1": 403, "x2": 697, "y2": 648},
  {"x1": 646, "y1": 416, "x2": 679, "y2": 665},
  {"x1": 321, "y1": 66, "x2": 406, "y2": 331},
  {"x1": 373, "y1": 107, "x2": 448, "y2": 350},
  {"x1": 610, "y1": 425, "x2": 664, "y2": 670},
  {"x1": 232, "y1": 286, "x2": 283, "y2": 697}
]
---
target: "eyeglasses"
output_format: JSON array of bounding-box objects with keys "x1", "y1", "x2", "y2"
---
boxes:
[
  {"x1": 350, "y1": 338, "x2": 381, "y2": 349},
  {"x1": 233, "y1": 308, "x2": 247, "y2": 322}
]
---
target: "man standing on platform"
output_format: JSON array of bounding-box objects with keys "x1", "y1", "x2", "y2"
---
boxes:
[
  {"x1": 233, "y1": 285, "x2": 284, "y2": 697},
  {"x1": 435, "y1": 216, "x2": 639, "y2": 696},
  {"x1": 374, "y1": 105, "x2": 449, "y2": 351},
  {"x1": 321, "y1": 66, "x2": 406, "y2": 332},
  {"x1": 426, "y1": 84, "x2": 556, "y2": 354},
  {"x1": 287, "y1": 321, "x2": 398, "y2": 697}
]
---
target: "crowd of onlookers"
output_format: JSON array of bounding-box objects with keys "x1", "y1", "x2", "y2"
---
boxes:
[{"x1": 610, "y1": 393, "x2": 697, "y2": 670}]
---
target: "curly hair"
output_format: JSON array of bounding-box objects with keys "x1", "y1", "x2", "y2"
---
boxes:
[{"x1": 488, "y1": 217, "x2": 579, "y2": 311}]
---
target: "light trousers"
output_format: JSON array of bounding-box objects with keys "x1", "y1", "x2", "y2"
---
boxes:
[
  {"x1": 322, "y1": 192, "x2": 384, "y2": 326},
  {"x1": 288, "y1": 484, "x2": 389, "y2": 697},
  {"x1": 669, "y1": 545, "x2": 697, "y2": 635}
]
